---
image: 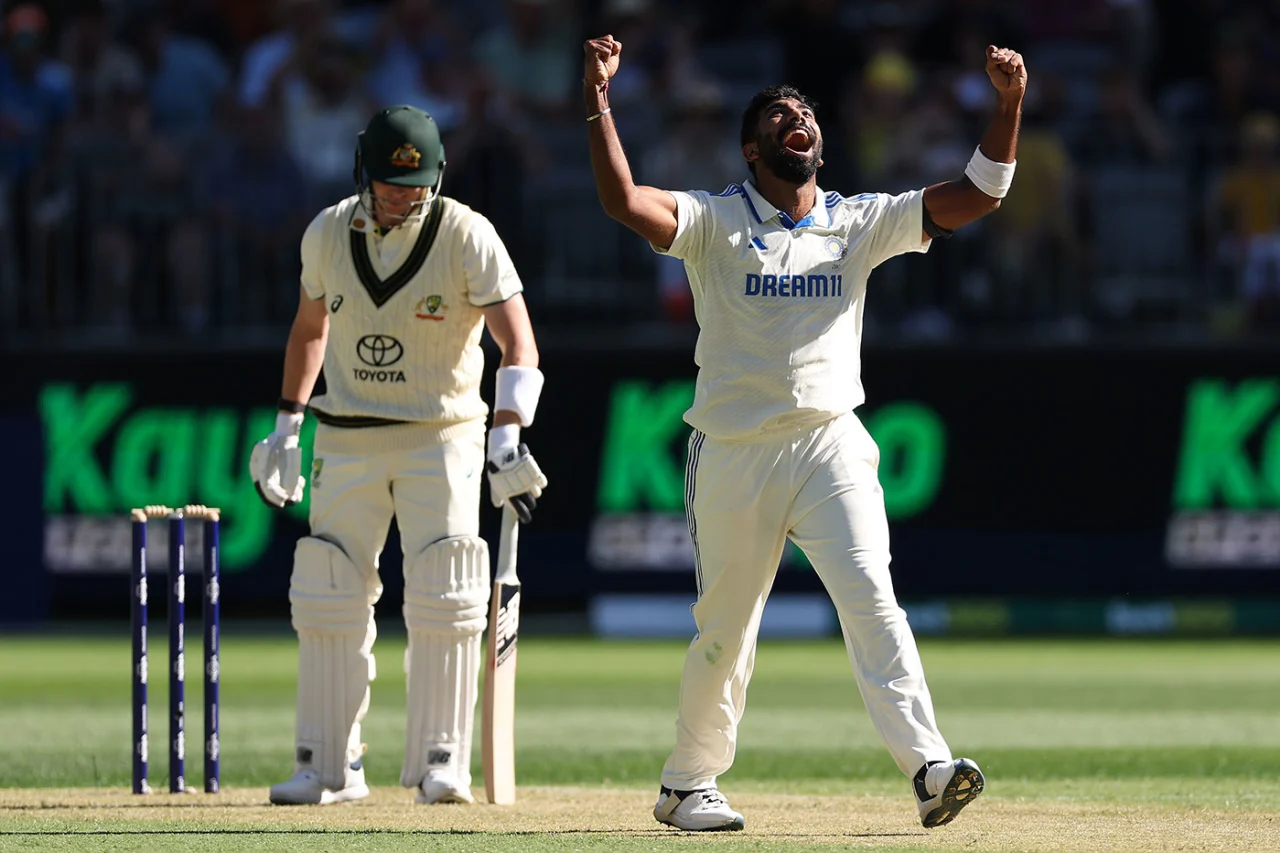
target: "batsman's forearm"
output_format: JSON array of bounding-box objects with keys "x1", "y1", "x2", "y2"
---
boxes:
[
  {"x1": 583, "y1": 83, "x2": 636, "y2": 216},
  {"x1": 280, "y1": 327, "x2": 327, "y2": 409},
  {"x1": 979, "y1": 95, "x2": 1022, "y2": 164}
]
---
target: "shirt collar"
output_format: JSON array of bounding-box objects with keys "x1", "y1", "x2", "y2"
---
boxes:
[
  {"x1": 742, "y1": 179, "x2": 830, "y2": 230},
  {"x1": 347, "y1": 198, "x2": 423, "y2": 237}
]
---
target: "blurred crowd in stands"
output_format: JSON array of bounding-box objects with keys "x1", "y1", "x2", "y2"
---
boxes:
[{"x1": 2, "y1": 0, "x2": 1279, "y2": 345}]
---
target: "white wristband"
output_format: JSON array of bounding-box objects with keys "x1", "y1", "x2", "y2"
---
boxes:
[
  {"x1": 964, "y1": 146, "x2": 1016, "y2": 199},
  {"x1": 488, "y1": 423, "x2": 520, "y2": 458},
  {"x1": 275, "y1": 411, "x2": 304, "y2": 437},
  {"x1": 494, "y1": 366, "x2": 544, "y2": 427}
]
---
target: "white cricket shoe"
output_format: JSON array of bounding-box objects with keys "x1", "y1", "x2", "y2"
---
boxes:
[
  {"x1": 415, "y1": 769, "x2": 475, "y2": 805},
  {"x1": 915, "y1": 757, "x2": 985, "y2": 828},
  {"x1": 653, "y1": 786, "x2": 745, "y2": 831},
  {"x1": 269, "y1": 752, "x2": 370, "y2": 806}
]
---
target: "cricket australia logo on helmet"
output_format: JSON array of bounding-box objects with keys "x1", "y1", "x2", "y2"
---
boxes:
[
  {"x1": 354, "y1": 334, "x2": 407, "y2": 383},
  {"x1": 390, "y1": 143, "x2": 421, "y2": 168}
]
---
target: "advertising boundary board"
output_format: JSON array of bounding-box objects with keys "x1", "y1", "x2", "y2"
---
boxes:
[{"x1": 4, "y1": 343, "x2": 1280, "y2": 627}]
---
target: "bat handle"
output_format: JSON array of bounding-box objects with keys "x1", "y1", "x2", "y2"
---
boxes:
[{"x1": 495, "y1": 503, "x2": 520, "y2": 585}]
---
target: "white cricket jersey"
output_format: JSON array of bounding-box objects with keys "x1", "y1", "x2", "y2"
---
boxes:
[
  {"x1": 655, "y1": 179, "x2": 929, "y2": 441},
  {"x1": 300, "y1": 194, "x2": 523, "y2": 428}
]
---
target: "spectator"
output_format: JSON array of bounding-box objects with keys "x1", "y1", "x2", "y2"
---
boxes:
[
  {"x1": 595, "y1": 0, "x2": 671, "y2": 108},
  {"x1": 366, "y1": 0, "x2": 467, "y2": 131},
  {"x1": 128, "y1": 5, "x2": 230, "y2": 141},
  {"x1": 58, "y1": 0, "x2": 144, "y2": 125},
  {"x1": 201, "y1": 106, "x2": 311, "y2": 324},
  {"x1": 473, "y1": 0, "x2": 578, "y2": 118},
  {"x1": 0, "y1": 3, "x2": 73, "y2": 325},
  {"x1": 238, "y1": 0, "x2": 366, "y2": 109},
  {"x1": 1077, "y1": 68, "x2": 1174, "y2": 166},
  {"x1": 71, "y1": 93, "x2": 211, "y2": 333},
  {"x1": 771, "y1": 0, "x2": 862, "y2": 130},
  {"x1": 640, "y1": 82, "x2": 740, "y2": 323},
  {"x1": 276, "y1": 35, "x2": 374, "y2": 206},
  {"x1": 981, "y1": 83, "x2": 1081, "y2": 324},
  {"x1": 1212, "y1": 111, "x2": 1280, "y2": 328},
  {"x1": 835, "y1": 48, "x2": 918, "y2": 189},
  {"x1": 443, "y1": 62, "x2": 550, "y2": 271},
  {"x1": 58, "y1": 2, "x2": 147, "y2": 332}
]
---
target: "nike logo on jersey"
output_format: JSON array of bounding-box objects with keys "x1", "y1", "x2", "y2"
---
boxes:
[{"x1": 744, "y1": 273, "x2": 842, "y2": 298}]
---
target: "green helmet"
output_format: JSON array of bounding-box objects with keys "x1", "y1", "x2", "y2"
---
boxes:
[{"x1": 354, "y1": 105, "x2": 446, "y2": 191}]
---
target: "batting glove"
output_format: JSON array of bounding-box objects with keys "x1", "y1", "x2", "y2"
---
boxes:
[
  {"x1": 249, "y1": 412, "x2": 306, "y2": 508},
  {"x1": 486, "y1": 441, "x2": 547, "y2": 524}
]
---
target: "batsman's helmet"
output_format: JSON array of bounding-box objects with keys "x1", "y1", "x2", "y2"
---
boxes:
[{"x1": 353, "y1": 105, "x2": 446, "y2": 193}]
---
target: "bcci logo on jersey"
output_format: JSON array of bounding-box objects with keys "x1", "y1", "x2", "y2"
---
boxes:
[
  {"x1": 744, "y1": 273, "x2": 843, "y2": 298},
  {"x1": 354, "y1": 334, "x2": 406, "y2": 383}
]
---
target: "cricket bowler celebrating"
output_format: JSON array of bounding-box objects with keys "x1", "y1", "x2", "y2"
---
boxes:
[
  {"x1": 249, "y1": 105, "x2": 547, "y2": 806},
  {"x1": 583, "y1": 36, "x2": 1025, "y2": 831}
]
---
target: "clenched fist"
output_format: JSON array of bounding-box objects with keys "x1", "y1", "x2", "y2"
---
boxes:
[
  {"x1": 985, "y1": 46, "x2": 1027, "y2": 101},
  {"x1": 584, "y1": 35, "x2": 622, "y2": 88}
]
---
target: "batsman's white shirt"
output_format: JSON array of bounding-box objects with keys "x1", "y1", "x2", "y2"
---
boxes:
[
  {"x1": 301, "y1": 193, "x2": 523, "y2": 440},
  {"x1": 654, "y1": 179, "x2": 929, "y2": 441},
  {"x1": 653, "y1": 179, "x2": 953, "y2": 792}
]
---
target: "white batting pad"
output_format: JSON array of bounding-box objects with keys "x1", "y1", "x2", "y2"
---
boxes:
[
  {"x1": 290, "y1": 537, "x2": 378, "y2": 791},
  {"x1": 400, "y1": 535, "x2": 490, "y2": 789}
]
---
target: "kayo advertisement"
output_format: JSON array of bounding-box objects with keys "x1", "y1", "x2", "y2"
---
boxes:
[{"x1": 3, "y1": 344, "x2": 1279, "y2": 624}]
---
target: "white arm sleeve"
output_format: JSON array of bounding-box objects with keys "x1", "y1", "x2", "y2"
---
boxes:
[
  {"x1": 299, "y1": 210, "x2": 327, "y2": 300},
  {"x1": 862, "y1": 189, "x2": 931, "y2": 270},
  {"x1": 649, "y1": 190, "x2": 713, "y2": 262}
]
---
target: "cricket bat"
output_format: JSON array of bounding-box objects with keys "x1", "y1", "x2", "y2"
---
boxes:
[{"x1": 482, "y1": 503, "x2": 521, "y2": 805}]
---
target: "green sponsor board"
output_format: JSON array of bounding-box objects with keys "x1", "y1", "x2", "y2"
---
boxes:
[
  {"x1": 595, "y1": 380, "x2": 947, "y2": 519},
  {"x1": 590, "y1": 380, "x2": 946, "y2": 571},
  {"x1": 40, "y1": 382, "x2": 314, "y2": 572},
  {"x1": 1174, "y1": 379, "x2": 1280, "y2": 510},
  {"x1": 1168, "y1": 379, "x2": 1280, "y2": 567}
]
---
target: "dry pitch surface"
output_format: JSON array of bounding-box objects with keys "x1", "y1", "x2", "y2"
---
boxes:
[{"x1": 1, "y1": 786, "x2": 1275, "y2": 853}]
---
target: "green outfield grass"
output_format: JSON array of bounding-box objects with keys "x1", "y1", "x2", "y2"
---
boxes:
[{"x1": 1, "y1": 633, "x2": 1278, "y2": 852}]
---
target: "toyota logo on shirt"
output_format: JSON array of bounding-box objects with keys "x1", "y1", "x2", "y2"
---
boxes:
[{"x1": 356, "y1": 335, "x2": 404, "y2": 367}]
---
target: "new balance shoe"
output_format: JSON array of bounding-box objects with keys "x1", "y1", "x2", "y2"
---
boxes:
[
  {"x1": 415, "y1": 769, "x2": 475, "y2": 804},
  {"x1": 653, "y1": 786, "x2": 745, "y2": 831},
  {"x1": 268, "y1": 751, "x2": 370, "y2": 806},
  {"x1": 915, "y1": 758, "x2": 985, "y2": 828}
]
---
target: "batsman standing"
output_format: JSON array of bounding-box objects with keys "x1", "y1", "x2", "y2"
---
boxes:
[
  {"x1": 249, "y1": 105, "x2": 548, "y2": 806},
  {"x1": 583, "y1": 36, "x2": 1025, "y2": 831}
]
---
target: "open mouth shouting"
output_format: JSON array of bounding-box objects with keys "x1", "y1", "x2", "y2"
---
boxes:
[{"x1": 781, "y1": 123, "x2": 816, "y2": 155}]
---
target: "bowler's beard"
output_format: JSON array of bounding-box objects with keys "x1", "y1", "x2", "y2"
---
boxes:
[{"x1": 758, "y1": 134, "x2": 823, "y2": 184}]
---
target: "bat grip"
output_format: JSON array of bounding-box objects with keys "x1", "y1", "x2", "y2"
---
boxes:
[{"x1": 495, "y1": 503, "x2": 520, "y2": 585}]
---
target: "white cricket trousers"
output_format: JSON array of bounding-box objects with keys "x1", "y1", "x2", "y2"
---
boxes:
[
  {"x1": 309, "y1": 422, "x2": 485, "y2": 565},
  {"x1": 661, "y1": 411, "x2": 952, "y2": 791}
]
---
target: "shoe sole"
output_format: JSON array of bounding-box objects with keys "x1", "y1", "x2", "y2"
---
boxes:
[
  {"x1": 654, "y1": 814, "x2": 746, "y2": 832},
  {"x1": 921, "y1": 760, "x2": 984, "y2": 828}
]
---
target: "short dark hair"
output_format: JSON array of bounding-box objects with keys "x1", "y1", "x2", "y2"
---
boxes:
[{"x1": 739, "y1": 85, "x2": 818, "y2": 147}]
